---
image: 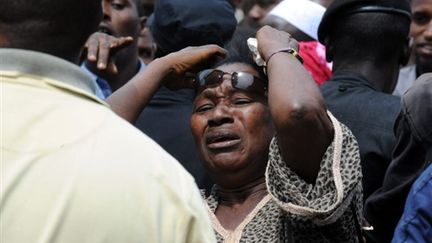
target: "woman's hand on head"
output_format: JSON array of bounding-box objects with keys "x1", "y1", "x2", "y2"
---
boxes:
[
  {"x1": 84, "y1": 32, "x2": 133, "y2": 76},
  {"x1": 256, "y1": 26, "x2": 299, "y2": 61},
  {"x1": 106, "y1": 45, "x2": 225, "y2": 123},
  {"x1": 161, "y1": 45, "x2": 228, "y2": 90}
]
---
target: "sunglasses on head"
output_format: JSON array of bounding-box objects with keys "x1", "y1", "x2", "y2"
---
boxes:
[{"x1": 194, "y1": 69, "x2": 267, "y2": 94}]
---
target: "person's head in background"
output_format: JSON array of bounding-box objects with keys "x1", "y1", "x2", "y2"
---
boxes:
[
  {"x1": 261, "y1": 15, "x2": 313, "y2": 41},
  {"x1": 260, "y1": 0, "x2": 331, "y2": 84},
  {"x1": 241, "y1": 0, "x2": 282, "y2": 29},
  {"x1": 0, "y1": 0, "x2": 101, "y2": 63},
  {"x1": 137, "y1": 0, "x2": 157, "y2": 64},
  {"x1": 318, "y1": 0, "x2": 411, "y2": 93},
  {"x1": 260, "y1": 0, "x2": 326, "y2": 41},
  {"x1": 150, "y1": 0, "x2": 237, "y2": 58},
  {"x1": 89, "y1": 0, "x2": 145, "y2": 91},
  {"x1": 241, "y1": 0, "x2": 332, "y2": 30},
  {"x1": 410, "y1": 0, "x2": 432, "y2": 76}
]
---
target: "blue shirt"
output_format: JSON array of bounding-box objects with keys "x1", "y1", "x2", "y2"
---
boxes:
[
  {"x1": 392, "y1": 163, "x2": 432, "y2": 243},
  {"x1": 81, "y1": 60, "x2": 146, "y2": 99}
]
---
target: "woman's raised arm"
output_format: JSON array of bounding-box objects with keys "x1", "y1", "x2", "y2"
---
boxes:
[
  {"x1": 106, "y1": 45, "x2": 227, "y2": 123},
  {"x1": 257, "y1": 26, "x2": 334, "y2": 184}
]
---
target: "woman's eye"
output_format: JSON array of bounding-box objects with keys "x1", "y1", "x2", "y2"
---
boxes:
[
  {"x1": 195, "y1": 104, "x2": 214, "y2": 113},
  {"x1": 233, "y1": 99, "x2": 252, "y2": 105}
]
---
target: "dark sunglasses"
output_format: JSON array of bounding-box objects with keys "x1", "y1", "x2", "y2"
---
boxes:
[{"x1": 194, "y1": 69, "x2": 267, "y2": 93}]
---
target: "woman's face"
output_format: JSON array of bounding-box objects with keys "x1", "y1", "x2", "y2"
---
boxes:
[{"x1": 190, "y1": 63, "x2": 275, "y2": 177}]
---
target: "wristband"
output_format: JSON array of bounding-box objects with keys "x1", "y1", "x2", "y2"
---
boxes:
[{"x1": 266, "y1": 47, "x2": 303, "y2": 66}]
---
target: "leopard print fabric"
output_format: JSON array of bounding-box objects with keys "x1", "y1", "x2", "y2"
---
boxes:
[{"x1": 203, "y1": 115, "x2": 363, "y2": 243}]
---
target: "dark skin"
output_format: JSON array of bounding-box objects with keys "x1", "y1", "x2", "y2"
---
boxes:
[
  {"x1": 192, "y1": 27, "x2": 333, "y2": 230},
  {"x1": 106, "y1": 45, "x2": 229, "y2": 122},
  {"x1": 215, "y1": 179, "x2": 268, "y2": 230},
  {"x1": 258, "y1": 27, "x2": 333, "y2": 184},
  {"x1": 191, "y1": 63, "x2": 275, "y2": 187},
  {"x1": 86, "y1": 33, "x2": 134, "y2": 74},
  {"x1": 83, "y1": 31, "x2": 229, "y2": 121},
  {"x1": 137, "y1": 0, "x2": 156, "y2": 64},
  {"x1": 0, "y1": 0, "x2": 102, "y2": 64},
  {"x1": 137, "y1": 19, "x2": 156, "y2": 64},
  {"x1": 85, "y1": 0, "x2": 145, "y2": 92},
  {"x1": 329, "y1": 56, "x2": 402, "y2": 93},
  {"x1": 100, "y1": 26, "x2": 333, "y2": 231},
  {"x1": 244, "y1": 0, "x2": 282, "y2": 28},
  {"x1": 326, "y1": 16, "x2": 409, "y2": 94},
  {"x1": 411, "y1": 0, "x2": 432, "y2": 76},
  {"x1": 191, "y1": 63, "x2": 274, "y2": 230}
]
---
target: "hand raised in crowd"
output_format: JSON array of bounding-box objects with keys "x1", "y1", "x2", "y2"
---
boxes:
[
  {"x1": 106, "y1": 44, "x2": 227, "y2": 123},
  {"x1": 161, "y1": 45, "x2": 228, "y2": 90},
  {"x1": 253, "y1": 26, "x2": 332, "y2": 184},
  {"x1": 84, "y1": 32, "x2": 133, "y2": 75},
  {"x1": 256, "y1": 25, "x2": 300, "y2": 61}
]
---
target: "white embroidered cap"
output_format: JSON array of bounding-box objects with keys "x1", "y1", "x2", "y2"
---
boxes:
[{"x1": 268, "y1": 0, "x2": 326, "y2": 40}]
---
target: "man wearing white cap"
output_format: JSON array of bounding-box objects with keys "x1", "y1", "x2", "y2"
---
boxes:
[{"x1": 261, "y1": 0, "x2": 332, "y2": 84}]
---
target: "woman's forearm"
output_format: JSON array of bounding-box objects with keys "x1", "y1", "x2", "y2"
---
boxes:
[{"x1": 106, "y1": 57, "x2": 171, "y2": 123}]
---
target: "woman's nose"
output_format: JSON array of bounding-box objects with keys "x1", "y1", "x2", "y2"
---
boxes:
[{"x1": 208, "y1": 105, "x2": 234, "y2": 127}]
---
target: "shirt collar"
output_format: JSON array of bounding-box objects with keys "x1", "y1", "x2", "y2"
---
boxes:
[
  {"x1": 330, "y1": 70, "x2": 377, "y2": 90},
  {"x1": 80, "y1": 64, "x2": 111, "y2": 99},
  {"x1": 0, "y1": 48, "x2": 98, "y2": 95},
  {"x1": 81, "y1": 59, "x2": 146, "y2": 99}
]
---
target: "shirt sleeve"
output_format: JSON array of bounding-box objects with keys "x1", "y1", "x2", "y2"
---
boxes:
[
  {"x1": 391, "y1": 164, "x2": 432, "y2": 243},
  {"x1": 265, "y1": 111, "x2": 363, "y2": 226}
]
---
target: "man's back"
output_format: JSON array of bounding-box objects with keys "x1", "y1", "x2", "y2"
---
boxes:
[
  {"x1": 317, "y1": 0, "x2": 411, "y2": 201},
  {"x1": 320, "y1": 71, "x2": 401, "y2": 200},
  {"x1": 0, "y1": 49, "x2": 215, "y2": 243}
]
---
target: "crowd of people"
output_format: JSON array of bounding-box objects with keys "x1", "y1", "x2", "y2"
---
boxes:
[{"x1": 1, "y1": 0, "x2": 431, "y2": 242}]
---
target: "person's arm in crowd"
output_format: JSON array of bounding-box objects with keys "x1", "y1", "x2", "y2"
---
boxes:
[
  {"x1": 83, "y1": 32, "x2": 227, "y2": 123},
  {"x1": 84, "y1": 32, "x2": 134, "y2": 75},
  {"x1": 256, "y1": 26, "x2": 334, "y2": 184},
  {"x1": 256, "y1": 27, "x2": 362, "y2": 242},
  {"x1": 106, "y1": 46, "x2": 227, "y2": 122}
]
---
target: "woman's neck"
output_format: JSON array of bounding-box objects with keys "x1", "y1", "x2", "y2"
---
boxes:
[{"x1": 215, "y1": 177, "x2": 268, "y2": 206}]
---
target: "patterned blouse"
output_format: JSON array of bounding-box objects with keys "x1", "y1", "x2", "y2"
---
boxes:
[{"x1": 203, "y1": 113, "x2": 363, "y2": 243}]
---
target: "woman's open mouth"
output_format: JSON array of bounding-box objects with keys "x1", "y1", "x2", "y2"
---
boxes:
[{"x1": 205, "y1": 131, "x2": 241, "y2": 150}]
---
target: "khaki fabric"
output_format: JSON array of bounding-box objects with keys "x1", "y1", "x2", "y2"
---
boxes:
[{"x1": 0, "y1": 49, "x2": 216, "y2": 243}]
